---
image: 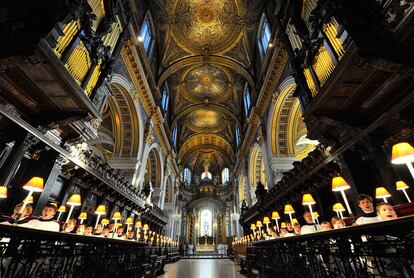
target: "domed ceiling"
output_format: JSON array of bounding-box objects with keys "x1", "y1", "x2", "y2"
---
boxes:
[
  {"x1": 147, "y1": 0, "x2": 264, "y2": 176},
  {"x1": 171, "y1": 0, "x2": 242, "y2": 53}
]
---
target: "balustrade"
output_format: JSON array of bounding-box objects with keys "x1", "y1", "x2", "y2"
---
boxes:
[
  {"x1": 0, "y1": 224, "x2": 179, "y2": 278},
  {"x1": 238, "y1": 216, "x2": 414, "y2": 278}
]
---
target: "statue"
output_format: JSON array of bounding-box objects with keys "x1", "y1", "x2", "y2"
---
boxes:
[
  {"x1": 201, "y1": 165, "x2": 212, "y2": 180},
  {"x1": 240, "y1": 199, "x2": 248, "y2": 215},
  {"x1": 255, "y1": 181, "x2": 267, "y2": 204},
  {"x1": 140, "y1": 182, "x2": 153, "y2": 205}
]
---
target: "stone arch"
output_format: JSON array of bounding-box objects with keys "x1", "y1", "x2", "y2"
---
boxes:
[{"x1": 267, "y1": 76, "x2": 317, "y2": 161}]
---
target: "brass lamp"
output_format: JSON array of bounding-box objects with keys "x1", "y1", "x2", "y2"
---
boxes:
[
  {"x1": 332, "y1": 176, "x2": 353, "y2": 215},
  {"x1": 263, "y1": 216, "x2": 270, "y2": 231},
  {"x1": 271, "y1": 211, "x2": 280, "y2": 231},
  {"x1": 391, "y1": 142, "x2": 414, "y2": 179},
  {"x1": 66, "y1": 194, "x2": 82, "y2": 223},
  {"x1": 333, "y1": 203, "x2": 346, "y2": 219},
  {"x1": 94, "y1": 205, "x2": 106, "y2": 229},
  {"x1": 57, "y1": 205, "x2": 66, "y2": 221},
  {"x1": 284, "y1": 204, "x2": 295, "y2": 224},
  {"x1": 375, "y1": 187, "x2": 391, "y2": 203},
  {"x1": 101, "y1": 218, "x2": 109, "y2": 226},
  {"x1": 281, "y1": 222, "x2": 287, "y2": 229},
  {"x1": 0, "y1": 186, "x2": 7, "y2": 199},
  {"x1": 125, "y1": 217, "x2": 133, "y2": 231},
  {"x1": 78, "y1": 212, "x2": 87, "y2": 224},
  {"x1": 256, "y1": 220, "x2": 263, "y2": 235},
  {"x1": 302, "y1": 193, "x2": 317, "y2": 223},
  {"x1": 312, "y1": 211, "x2": 320, "y2": 225},
  {"x1": 396, "y1": 181, "x2": 411, "y2": 203},
  {"x1": 19, "y1": 177, "x2": 44, "y2": 216}
]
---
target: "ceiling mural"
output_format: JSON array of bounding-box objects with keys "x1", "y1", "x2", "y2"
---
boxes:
[
  {"x1": 183, "y1": 64, "x2": 233, "y2": 103},
  {"x1": 170, "y1": 0, "x2": 243, "y2": 54},
  {"x1": 146, "y1": 0, "x2": 265, "y2": 174}
]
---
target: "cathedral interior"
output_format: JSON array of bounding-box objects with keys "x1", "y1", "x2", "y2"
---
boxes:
[{"x1": 0, "y1": 0, "x2": 414, "y2": 277}]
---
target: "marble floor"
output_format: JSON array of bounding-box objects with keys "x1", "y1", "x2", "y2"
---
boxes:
[{"x1": 159, "y1": 259, "x2": 245, "y2": 278}]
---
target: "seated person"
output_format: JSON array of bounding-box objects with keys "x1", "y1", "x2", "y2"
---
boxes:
[
  {"x1": 279, "y1": 227, "x2": 288, "y2": 237},
  {"x1": 269, "y1": 228, "x2": 278, "y2": 239},
  {"x1": 22, "y1": 203, "x2": 60, "y2": 232},
  {"x1": 76, "y1": 224, "x2": 86, "y2": 235},
  {"x1": 284, "y1": 223, "x2": 295, "y2": 237},
  {"x1": 127, "y1": 230, "x2": 135, "y2": 240},
  {"x1": 102, "y1": 227, "x2": 110, "y2": 238},
  {"x1": 293, "y1": 223, "x2": 301, "y2": 235},
  {"x1": 63, "y1": 218, "x2": 77, "y2": 233},
  {"x1": 115, "y1": 226, "x2": 125, "y2": 239},
  {"x1": 300, "y1": 211, "x2": 320, "y2": 235},
  {"x1": 94, "y1": 223, "x2": 103, "y2": 236},
  {"x1": 1, "y1": 203, "x2": 34, "y2": 225},
  {"x1": 376, "y1": 202, "x2": 397, "y2": 221},
  {"x1": 84, "y1": 226, "x2": 93, "y2": 236},
  {"x1": 320, "y1": 221, "x2": 332, "y2": 232},
  {"x1": 355, "y1": 194, "x2": 380, "y2": 225},
  {"x1": 331, "y1": 216, "x2": 346, "y2": 229}
]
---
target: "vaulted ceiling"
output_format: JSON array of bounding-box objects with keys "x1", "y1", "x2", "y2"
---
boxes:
[{"x1": 148, "y1": 0, "x2": 266, "y2": 175}]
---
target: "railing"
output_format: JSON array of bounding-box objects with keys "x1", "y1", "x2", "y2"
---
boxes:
[
  {"x1": 249, "y1": 216, "x2": 414, "y2": 278},
  {"x1": 0, "y1": 224, "x2": 148, "y2": 278}
]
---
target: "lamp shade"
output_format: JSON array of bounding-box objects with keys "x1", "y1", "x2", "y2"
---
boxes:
[
  {"x1": 292, "y1": 218, "x2": 299, "y2": 225},
  {"x1": 375, "y1": 187, "x2": 391, "y2": 199},
  {"x1": 58, "y1": 205, "x2": 66, "y2": 212},
  {"x1": 116, "y1": 222, "x2": 122, "y2": 227},
  {"x1": 263, "y1": 216, "x2": 270, "y2": 224},
  {"x1": 391, "y1": 142, "x2": 414, "y2": 164},
  {"x1": 281, "y1": 222, "x2": 287, "y2": 228},
  {"x1": 95, "y1": 205, "x2": 106, "y2": 215},
  {"x1": 332, "y1": 176, "x2": 351, "y2": 192},
  {"x1": 23, "y1": 177, "x2": 44, "y2": 192},
  {"x1": 396, "y1": 181, "x2": 409, "y2": 190},
  {"x1": 101, "y1": 218, "x2": 109, "y2": 225},
  {"x1": 0, "y1": 186, "x2": 7, "y2": 198},
  {"x1": 302, "y1": 194, "x2": 316, "y2": 205},
  {"x1": 24, "y1": 195, "x2": 33, "y2": 204},
  {"x1": 313, "y1": 211, "x2": 319, "y2": 218},
  {"x1": 256, "y1": 220, "x2": 263, "y2": 227},
  {"x1": 78, "y1": 212, "x2": 87, "y2": 220},
  {"x1": 143, "y1": 224, "x2": 149, "y2": 230},
  {"x1": 112, "y1": 212, "x2": 122, "y2": 220},
  {"x1": 125, "y1": 217, "x2": 133, "y2": 224},
  {"x1": 333, "y1": 203, "x2": 345, "y2": 212},
  {"x1": 271, "y1": 211, "x2": 280, "y2": 219},
  {"x1": 250, "y1": 223, "x2": 256, "y2": 230},
  {"x1": 67, "y1": 194, "x2": 82, "y2": 206},
  {"x1": 136, "y1": 221, "x2": 142, "y2": 227},
  {"x1": 284, "y1": 204, "x2": 295, "y2": 214}
]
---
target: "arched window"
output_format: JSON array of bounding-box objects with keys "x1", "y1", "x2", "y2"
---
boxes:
[
  {"x1": 221, "y1": 168, "x2": 229, "y2": 184},
  {"x1": 258, "y1": 13, "x2": 271, "y2": 59},
  {"x1": 235, "y1": 127, "x2": 241, "y2": 146},
  {"x1": 161, "y1": 85, "x2": 169, "y2": 114},
  {"x1": 139, "y1": 15, "x2": 154, "y2": 54},
  {"x1": 183, "y1": 168, "x2": 191, "y2": 186},
  {"x1": 243, "y1": 83, "x2": 251, "y2": 117},
  {"x1": 172, "y1": 126, "x2": 178, "y2": 148}
]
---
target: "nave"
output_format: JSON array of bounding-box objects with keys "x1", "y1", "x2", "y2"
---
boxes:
[
  {"x1": 160, "y1": 259, "x2": 244, "y2": 278},
  {"x1": 0, "y1": 0, "x2": 414, "y2": 277}
]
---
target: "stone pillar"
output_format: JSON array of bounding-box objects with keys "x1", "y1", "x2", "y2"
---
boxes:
[
  {"x1": 0, "y1": 131, "x2": 28, "y2": 185},
  {"x1": 33, "y1": 155, "x2": 64, "y2": 215}
]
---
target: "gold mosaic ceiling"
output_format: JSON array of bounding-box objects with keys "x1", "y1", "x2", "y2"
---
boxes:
[
  {"x1": 183, "y1": 65, "x2": 233, "y2": 103},
  {"x1": 149, "y1": 0, "x2": 257, "y2": 173},
  {"x1": 171, "y1": 0, "x2": 242, "y2": 53}
]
